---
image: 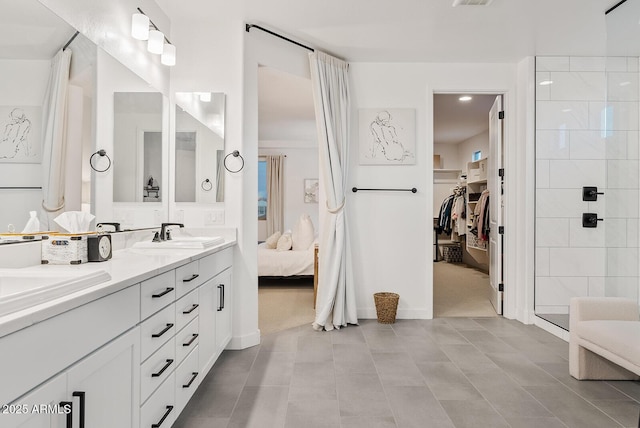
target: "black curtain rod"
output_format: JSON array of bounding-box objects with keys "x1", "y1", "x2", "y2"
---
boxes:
[
  {"x1": 245, "y1": 24, "x2": 314, "y2": 52},
  {"x1": 352, "y1": 187, "x2": 417, "y2": 193},
  {"x1": 0, "y1": 186, "x2": 42, "y2": 190},
  {"x1": 62, "y1": 31, "x2": 80, "y2": 51},
  {"x1": 606, "y1": 0, "x2": 628, "y2": 14}
]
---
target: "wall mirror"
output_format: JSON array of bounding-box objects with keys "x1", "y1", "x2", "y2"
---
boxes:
[
  {"x1": 0, "y1": 0, "x2": 96, "y2": 232},
  {"x1": 113, "y1": 92, "x2": 164, "y2": 203},
  {"x1": 174, "y1": 92, "x2": 225, "y2": 203}
]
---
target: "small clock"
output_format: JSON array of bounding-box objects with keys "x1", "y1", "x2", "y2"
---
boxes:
[{"x1": 88, "y1": 234, "x2": 112, "y2": 262}]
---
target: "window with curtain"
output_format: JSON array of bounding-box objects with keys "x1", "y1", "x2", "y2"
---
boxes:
[{"x1": 258, "y1": 159, "x2": 267, "y2": 220}]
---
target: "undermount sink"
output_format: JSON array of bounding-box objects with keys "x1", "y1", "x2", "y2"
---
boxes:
[
  {"x1": 0, "y1": 269, "x2": 112, "y2": 316},
  {"x1": 132, "y1": 236, "x2": 224, "y2": 250}
]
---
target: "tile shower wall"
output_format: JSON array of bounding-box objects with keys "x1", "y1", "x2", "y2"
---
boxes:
[{"x1": 536, "y1": 56, "x2": 640, "y2": 314}]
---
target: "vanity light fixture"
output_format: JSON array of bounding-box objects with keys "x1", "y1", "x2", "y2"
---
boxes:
[
  {"x1": 458, "y1": 95, "x2": 472, "y2": 102},
  {"x1": 131, "y1": 8, "x2": 176, "y2": 66},
  {"x1": 131, "y1": 13, "x2": 149, "y2": 40}
]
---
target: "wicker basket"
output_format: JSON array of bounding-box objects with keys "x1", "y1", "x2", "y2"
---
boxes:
[{"x1": 373, "y1": 292, "x2": 400, "y2": 324}]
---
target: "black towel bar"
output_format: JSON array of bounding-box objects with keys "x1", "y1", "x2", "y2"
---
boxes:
[{"x1": 352, "y1": 187, "x2": 417, "y2": 193}]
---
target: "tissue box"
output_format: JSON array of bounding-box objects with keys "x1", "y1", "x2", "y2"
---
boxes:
[{"x1": 41, "y1": 233, "x2": 91, "y2": 265}]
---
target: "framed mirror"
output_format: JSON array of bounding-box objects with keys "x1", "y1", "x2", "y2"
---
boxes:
[
  {"x1": 113, "y1": 92, "x2": 164, "y2": 203},
  {"x1": 174, "y1": 92, "x2": 225, "y2": 203}
]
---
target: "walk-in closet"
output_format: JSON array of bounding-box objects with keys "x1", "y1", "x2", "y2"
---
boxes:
[{"x1": 432, "y1": 93, "x2": 503, "y2": 317}]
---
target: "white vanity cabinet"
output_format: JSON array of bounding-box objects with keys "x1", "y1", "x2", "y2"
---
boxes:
[
  {"x1": 0, "y1": 243, "x2": 234, "y2": 428},
  {"x1": 1, "y1": 292, "x2": 141, "y2": 428}
]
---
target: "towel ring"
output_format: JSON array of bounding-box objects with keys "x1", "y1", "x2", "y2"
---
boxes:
[
  {"x1": 90, "y1": 149, "x2": 111, "y2": 173},
  {"x1": 201, "y1": 178, "x2": 213, "y2": 191},
  {"x1": 224, "y1": 150, "x2": 244, "y2": 173}
]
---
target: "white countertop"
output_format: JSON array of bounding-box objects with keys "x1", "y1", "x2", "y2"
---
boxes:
[{"x1": 0, "y1": 236, "x2": 236, "y2": 339}]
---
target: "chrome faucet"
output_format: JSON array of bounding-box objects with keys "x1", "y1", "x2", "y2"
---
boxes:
[{"x1": 160, "y1": 223, "x2": 184, "y2": 241}]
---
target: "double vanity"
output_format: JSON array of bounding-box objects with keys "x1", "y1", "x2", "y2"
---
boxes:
[{"x1": 0, "y1": 230, "x2": 235, "y2": 428}]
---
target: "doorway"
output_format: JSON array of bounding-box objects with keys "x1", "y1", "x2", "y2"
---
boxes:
[
  {"x1": 256, "y1": 65, "x2": 318, "y2": 334},
  {"x1": 433, "y1": 93, "x2": 503, "y2": 317}
]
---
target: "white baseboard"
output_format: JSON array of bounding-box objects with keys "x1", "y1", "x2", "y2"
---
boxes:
[
  {"x1": 533, "y1": 316, "x2": 569, "y2": 342},
  {"x1": 227, "y1": 329, "x2": 261, "y2": 350}
]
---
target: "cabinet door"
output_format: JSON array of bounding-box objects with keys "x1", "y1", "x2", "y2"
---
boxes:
[
  {"x1": 215, "y1": 269, "x2": 232, "y2": 353},
  {"x1": 66, "y1": 328, "x2": 140, "y2": 428},
  {"x1": 198, "y1": 278, "x2": 217, "y2": 374},
  {"x1": 1, "y1": 373, "x2": 67, "y2": 428}
]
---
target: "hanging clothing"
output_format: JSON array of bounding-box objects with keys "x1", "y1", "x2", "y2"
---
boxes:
[
  {"x1": 471, "y1": 189, "x2": 490, "y2": 241},
  {"x1": 437, "y1": 195, "x2": 455, "y2": 235},
  {"x1": 450, "y1": 188, "x2": 466, "y2": 237}
]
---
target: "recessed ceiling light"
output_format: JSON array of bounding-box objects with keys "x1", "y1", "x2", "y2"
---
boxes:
[
  {"x1": 562, "y1": 108, "x2": 572, "y2": 113},
  {"x1": 459, "y1": 96, "x2": 472, "y2": 102},
  {"x1": 620, "y1": 81, "x2": 631, "y2": 86},
  {"x1": 452, "y1": 0, "x2": 493, "y2": 6},
  {"x1": 539, "y1": 80, "x2": 553, "y2": 86}
]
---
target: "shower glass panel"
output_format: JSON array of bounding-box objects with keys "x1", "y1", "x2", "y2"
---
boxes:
[{"x1": 534, "y1": 0, "x2": 640, "y2": 330}]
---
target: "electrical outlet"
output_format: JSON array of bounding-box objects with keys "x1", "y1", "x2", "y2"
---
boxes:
[{"x1": 204, "y1": 210, "x2": 224, "y2": 225}]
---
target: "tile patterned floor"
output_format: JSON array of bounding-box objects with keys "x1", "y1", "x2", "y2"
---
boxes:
[{"x1": 173, "y1": 318, "x2": 640, "y2": 428}]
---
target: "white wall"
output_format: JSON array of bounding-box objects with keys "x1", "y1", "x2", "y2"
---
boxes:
[
  {"x1": 349, "y1": 62, "x2": 520, "y2": 320},
  {"x1": 458, "y1": 130, "x2": 490, "y2": 174},
  {"x1": 433, "y1": 143, "x2": 459, "y2": 170},
  {"x1": 258, "y1": 143, "x2": 319, "y2": 241},
  {"x1": 535, "y1": 55, "x2": 640, "y2": 313}
]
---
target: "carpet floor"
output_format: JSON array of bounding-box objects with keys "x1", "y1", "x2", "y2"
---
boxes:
[
  {"x1": 433, "y1": 261, "x2": 497, "y2": 318},
  {"x1": 258, "y1": 277, "x2": 315, "y2": 335}
]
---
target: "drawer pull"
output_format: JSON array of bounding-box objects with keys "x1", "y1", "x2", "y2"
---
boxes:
[
  {"x1": 183, "y1": 274, "x2": 199, "y2": 282},
  {"x1": 72, "y1": 391, "x2": 86, "y2": 428},
  {"x1": 60, "y1": 401, "x2": 72, "y2": 428},
  {"x1": 183, "y1": 333, "x2": 199, "y2": 347},
  {"x1": 152, "y1": 287, "x2": 174, "y2": 298},
  {"x1": 182, "y1": 304, "x2": 199, "y2": 314},
  {"x1": 151, "y1": 359, "x2": 174, "y2": 377},
  {"x1": 217, "y1": 284, "x2": 225, "y2": 311},
  {"x1": 152, "y1": 323, "x2": 174, "y2": 338},
  {"x1": 183, "y1": 372, "x2": 199, "y2": 388},
  {"x1": 151, "y1": 405, "x2": 174, "y2": 428}
]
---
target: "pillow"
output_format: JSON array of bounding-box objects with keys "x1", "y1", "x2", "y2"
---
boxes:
[
  {"x1": 276, "y1": 232, "x2": 292, "y2": 251},
  {"x1": 292, "y1": 214, "x2": 315, "y2": 250},
  {"x1": 265, "y1": 231, "x2": 281, "y2": 249}
]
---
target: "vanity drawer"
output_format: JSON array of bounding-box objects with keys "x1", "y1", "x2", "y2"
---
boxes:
[
  {"x1": 175, "y1": 289, "x2": 199, "y2": 332},
  {"x1": 140, "y1": 304, "x2": 176, "y2": 362},
  {"x1": 0, "y1": 284, "x2": 140, "y2": 406},
  {"x1": 198, "y1": 247, "x2": 233, "y2": 281},
  {"x1": 141, "y1": 337, "x2": 176, "y2": 404},
  {"x1": 175, "y1": 317, "x2": 199, "y2": 365},
  {"x1": 141, "y1": 270, "x2": 176, "y2": 321},
  {"x1": 140, "y1": 371, "x2": 175, "y2": 428},
  {"x1": 175, "y1": 261, "x2": 203, "y2": 297},
  {"x1": 175, "y1": 345, "x2": 200, "y2": 415}
]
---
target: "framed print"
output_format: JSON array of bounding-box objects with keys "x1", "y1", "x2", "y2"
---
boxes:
[
  {"x1": 304, "y1": 178, "x2": 319, "y2": 203},
  {"x1": 359, "y1": 108, "x2": 415, "y2": 165},
  {"x1": 0, "y1": 106, "x2": 42, "y2": 163}
]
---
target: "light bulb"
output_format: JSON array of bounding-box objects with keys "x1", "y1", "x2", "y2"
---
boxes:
[
  {"x1": 131, "y1": 13, "x2": 149, "y2": 40},
  {"x1": 161, "y1": 43, "x2": 176, "y2": 66},
  {"x1": 147, "y1": 30, "x2": 164, "y2": 54}
]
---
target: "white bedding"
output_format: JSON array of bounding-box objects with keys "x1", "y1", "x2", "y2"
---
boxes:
[{"x1": 258, "y1": 242, "x2": 315, "y2": 277}]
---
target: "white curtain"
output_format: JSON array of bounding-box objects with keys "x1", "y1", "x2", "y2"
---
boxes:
[
  {"x1": 41, "y1": 49, "x2": 72, "y2": 230},
  {"x1": 266, "y1": 154, "x2": 284, "y2": 236},
  {"x1": 309, "y1": 51, "x2": 358, "y2": 331}
]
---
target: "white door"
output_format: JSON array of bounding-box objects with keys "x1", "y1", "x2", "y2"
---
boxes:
[{"x1": 488, "y1": 96, "x2": 504, "y2": 315}]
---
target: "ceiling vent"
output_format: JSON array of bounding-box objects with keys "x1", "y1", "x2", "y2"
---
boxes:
[{"x1": 452, "y1": 0, "x2": 493, "y2": 6}]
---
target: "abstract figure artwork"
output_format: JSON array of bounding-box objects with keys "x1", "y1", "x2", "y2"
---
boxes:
[
  {"x1": 359, "y1": 108, "x2": 415, "y2": 165},
  {"x1": 0, "y1": 106, "x2": 42, "y2": 163}
]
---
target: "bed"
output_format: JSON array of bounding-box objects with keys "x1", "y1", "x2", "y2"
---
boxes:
[{"x1": 257, "y1": 241, "x2": 316, "y2": 277}]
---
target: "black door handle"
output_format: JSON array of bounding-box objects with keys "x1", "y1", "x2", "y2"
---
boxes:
[
  {"x1": 60, "y1": 401, "x2": 72, "y2": 428},
  {"x1": 72, "y1": 392, "x2": 85, "y2": 428},
  {"x1": 183, "y1": 372, "x2": 199, "y2": 388},
  {"x1": 182, "y1": 304, "x2": 199, "y2": 315},
  {"x1": 183, "y1": 274, "x2": 199, "y2": 283},
  {"x1": 217, "y1": 284, "x2": 225, "y2": 311},
  {"x1": 183, "y1": 333, "x2": 198, "y2": 347},
  {"x1": 152, "y1": 323, "x2": 174, "y2": 338},
  {"x1": 152, "y1": 287, "x2": 174, "y2": 298},
  {"x1": 151, "y1": 359, "x2": 174, "y2": 377},
  {"x1": 151, "y1": 405, "x2": 174, "y2": 428}
]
